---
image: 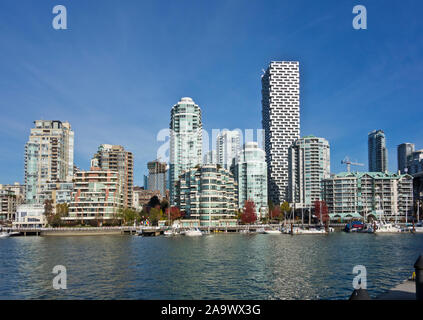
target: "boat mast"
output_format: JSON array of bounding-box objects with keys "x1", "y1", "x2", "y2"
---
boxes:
[{"x1": 405, "y1": 193, "x2": 408, "y2": 225}]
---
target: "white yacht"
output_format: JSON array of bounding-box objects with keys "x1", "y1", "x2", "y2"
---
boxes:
[
  {"x1": 0, "y1": 232, "x2": 10, "y2": 238},
  {"x1": 414, "y1": 227, "x2": 423, "y2": 233},
  {"x1": 264, "y1": 229, "x2": 282, "y2": 234},
  {"x1": 374, "y1": 222, "x2": 403, "y2": 233},
  {"x1": 184, "y1": 228, "x2": 203, "y2": 237},
  {"x1": 291, "y1": 227, "x2": 328, "y2": 235},
  {"x1": 164, "y1": 229, "x2": 174, "y2": 237}
]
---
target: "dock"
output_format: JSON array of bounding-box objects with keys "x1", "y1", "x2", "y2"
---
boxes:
[
  {"x1": 2, "y1": 223, "x2": 347, "y2": 237},
  {"x1": 377, "y1": 279, "x2": 416, "y2": 300},
  {"x1": 2, "y1": 226, "x2": 138, "y2": 237}
]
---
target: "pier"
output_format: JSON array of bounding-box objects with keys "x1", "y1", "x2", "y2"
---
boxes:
[
  {"x1": 351, "y1": 254, "x2": 423, "y2": 300},
  {"x1": 2, "y1": 223, "x2": 350, "y2": 237},
  {"x1": 3, "y1": 226, "x2": 138, "y2": 237},
  {"x1": 377, "y1": 280, "x2": 416, "y2": 300}
]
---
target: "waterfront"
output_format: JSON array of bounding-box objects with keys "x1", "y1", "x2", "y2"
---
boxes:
[{"x1": 0, "y1": 233, "x2": 422, "y2": 300}]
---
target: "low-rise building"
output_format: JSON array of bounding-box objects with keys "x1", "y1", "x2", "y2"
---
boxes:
[
  {"x1": 13, "y1": 204, "x2": 46, "y2": 228},
  {"x1": 67, "y1": 167, "x2": 123, "y2": 222},
  {"x1": 175, "y1": 164, "x2": 238, "y2": 226},
  {"x1": 38, "y1": 182, "x2": 73, "y2": 212},
  {"x1": 0, "y1": 183, "x2": 24, "y2": 222},
  {"x1": 323, "y1": 172, "x2": 413, "y2": 221}
]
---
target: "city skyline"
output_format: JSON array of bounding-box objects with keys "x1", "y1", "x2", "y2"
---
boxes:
[{"x1": 1, "y1": 1, "x2": 423, "y2": 186}]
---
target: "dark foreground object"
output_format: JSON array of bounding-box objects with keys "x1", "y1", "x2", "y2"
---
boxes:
[{"x1": 349, "y1": 288, "x2": 371, "y2": 300}]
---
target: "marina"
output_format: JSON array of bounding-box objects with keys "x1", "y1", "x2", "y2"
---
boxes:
[{"x1": 2, "y1": 221, "x2": 423, "y2": 238}]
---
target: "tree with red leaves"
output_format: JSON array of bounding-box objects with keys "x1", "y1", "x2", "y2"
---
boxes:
[
  {"x1": 314, "y1": 200, "x2": 329, "y2": 223},
  {"x1": 270, "y1": 205, "x2": 282, "y2": 221},
  {"x1": 241, "y1": 200, "x2": 257, "y2": 224},
  {"x1": 169, "y1": 206, "x2": 182, "y2": 222}
]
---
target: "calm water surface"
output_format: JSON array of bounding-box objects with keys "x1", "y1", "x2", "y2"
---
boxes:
[{"x1": 1, "y1": 233, "x2": 423, "y2": 300}]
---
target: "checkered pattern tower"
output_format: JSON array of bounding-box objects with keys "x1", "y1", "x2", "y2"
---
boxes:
[{"x1": 261, "y1": 61, "x2": 300, "y2": 204}]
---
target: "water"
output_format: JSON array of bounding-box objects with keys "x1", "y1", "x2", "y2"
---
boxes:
[{"x1": 1, "y1": 233, "x2": 422, "y2": 300}]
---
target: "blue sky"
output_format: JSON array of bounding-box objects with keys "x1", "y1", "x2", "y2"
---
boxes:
[{"x1": 0, "y1": 0, "x2": 422, "y2": 186}]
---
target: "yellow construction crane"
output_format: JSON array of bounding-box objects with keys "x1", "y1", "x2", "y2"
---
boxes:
[{"x1": 341, "y1": 156, "x2": 364, "y2": 172}]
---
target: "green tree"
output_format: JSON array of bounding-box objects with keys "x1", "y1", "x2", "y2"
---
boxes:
[
  {"x1": 118, "y1": 208, "x2": 140, "y2": 225},
  {"x1": 56, "y1": 203, "x2": 69, "y2": 216},
  {"x1": 280, "y1": 201, "x2": 291, "y2": 219},
  {"x1": 148, "y1": 208, "x2": 163, "y2": 226},
  {"x1": 44, "y1": 200, "x2": 58, "y2": 227}
]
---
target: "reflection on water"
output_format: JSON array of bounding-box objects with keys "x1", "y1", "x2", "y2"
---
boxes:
[{"x1": 0, "y1": 233, "x2": 422, "y2": 299}]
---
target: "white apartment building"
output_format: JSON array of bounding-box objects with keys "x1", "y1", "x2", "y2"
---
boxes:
[
  {"x1": 13, "y1": 204, "x2": 46, "y2": 228},
  {"x1": 323, "y1": 172, "x2": 413, "y2": 221},
  {"x1": 216, "y1": 130, "x2": 241, "y2": 170},
  {"x1": 24, "y1": 120, "x2": 74, "y2": 203},
  {"x1": 234, "y1": 142, "x2": 268, "y2": 219},
  {"x1": 169, "y1": 97, "x2": 203, "y2": 205},
  {"x1": 288, "y1": 136, "x2": 330, "y2": 208}
]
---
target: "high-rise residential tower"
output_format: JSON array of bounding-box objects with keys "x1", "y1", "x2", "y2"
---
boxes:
[
  {"x1": 147, "y1": 159, "x2": 167, "y2": 197},
  {"x1": 216, "y1": 130, "x2": 241, "y2": 170},
  {"x1": 262, "y1": 61, "x2": 300, "y2": 204},
  {"x1": 203, "y1": 150, "x2": 217, "y2": 165},
  {"x1": 235, "y1": 142, "x2": 268, "y2": 219},
  {"x1": 288, "y1": 136, "x2": 330, "y2": 208},
  {"x1": 368, "y1": 129, "x2": 388, "y2": 172},
  {"x1": 169, "y1": 97, "x2": 203, "y2": 205},
  {"x1": 92, "y1": 144, "x2": 133, "y2": 208},
  {"x1": 397, "y1": 143, "x2": 415, "y2": 174},
  {"x1": 24, "y1": 120, "x2": 74, "y2": 203}
]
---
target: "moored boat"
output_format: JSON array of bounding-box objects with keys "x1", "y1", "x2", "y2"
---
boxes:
[
  {"x1": 264, "y1": 229, "x2": 282, "y2": 234},
  {"x1": 0, "y1": 232, "x2": 10, "y2": 238},
  {"x1": 344, "y1": 221, "x2": 365, "y2": 233},
  {"x1": 184, "y1": 228, "x2": 203, "y2": 237},
  {"x1": 374, "y1": 222, "x2": 403, "y2": 233}
]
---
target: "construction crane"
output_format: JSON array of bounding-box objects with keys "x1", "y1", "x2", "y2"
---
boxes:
[{"x1": 341, "y1": 156, "x2": 364, "y2": 172}]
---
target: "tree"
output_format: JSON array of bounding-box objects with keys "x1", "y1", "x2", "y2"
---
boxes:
[
  {"x1": 118, "y1": 208, "x2": 140, "y2": 225},
  {"x1": 147, "y1": 196, "x2": 161, "y2": 209},
  {"x1": 270, "y1": 205, "x2": 281, "y2": 221},
  {"x1": 148, "y1": 208, "x2": 163, "y2": 226},
  {"x1": 280, "y1": 201, "x2": 291, "y2": 218},
  {"x1": 44, "y1": 200, "x2": 59, "y2": 227},
  {"x1": 56, "y1": 203, "x2": 69, "y2": 216},
  {"x1": 241, "y1": 200, "x2": 257, "y2": 224},
  {"x1": 160, "y1": 199, "x2": 169, "y2": 212},
  {"x1": 314, "y1": 200, "x2": 329, "y2": 224},
  {"x1": 169, "y1": 206, "x2": 182, "y2": 222},
  {"x1": 44, "y1": 199, "x2": 53, "y2": 216}
]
